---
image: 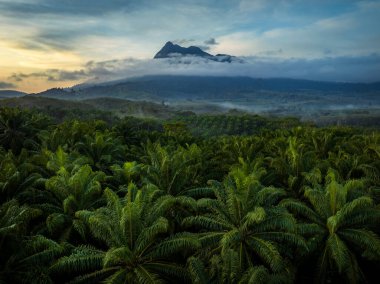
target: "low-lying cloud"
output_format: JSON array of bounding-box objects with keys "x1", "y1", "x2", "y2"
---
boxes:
[
  {"x1": 9, "y1": 69, "x2": 88, "y2": 82},
  {"x1": 8, "y1": 54, "x2": 380, "y2": 87}
]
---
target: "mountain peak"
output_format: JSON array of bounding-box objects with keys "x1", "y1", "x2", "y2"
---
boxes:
[
  {"x1": 163, "y1": 41, "x2": 174, "y2": 47},
  {"x1": 154, "y1": 41, "x2": 211, "y2": 59},
  {"x1": 153, "y1": 41, "x2": 238, "y2": 63}
]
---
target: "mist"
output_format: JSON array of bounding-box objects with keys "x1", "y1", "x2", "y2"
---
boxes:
[{"x1": 62, "y1": 54, "x2": 380, "y2": 87}]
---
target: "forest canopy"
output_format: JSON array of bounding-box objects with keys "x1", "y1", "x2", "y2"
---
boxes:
[{"x1": 0, "y1": 107, "x2": 379, "y2": 283}]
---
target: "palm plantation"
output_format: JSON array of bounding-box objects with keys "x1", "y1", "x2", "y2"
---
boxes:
[{"x1": 0, "y1": 107, "x2": 379, "y2": 283}]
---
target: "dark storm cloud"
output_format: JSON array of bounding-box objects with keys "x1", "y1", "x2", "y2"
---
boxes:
[{"x1": 0, "y1": 81, "x2": 16, "y2": 89}]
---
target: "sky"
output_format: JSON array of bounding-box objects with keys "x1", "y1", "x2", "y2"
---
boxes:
[{"x1": 0, "y1": 0, "x2": 380, "y2": 92}]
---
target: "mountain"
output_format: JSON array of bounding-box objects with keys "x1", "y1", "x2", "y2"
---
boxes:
[
  {"x1": 0, "y1": 96, "x2": 174, "y2": 119},
  {"x1": 154, "y1": 41, "x2": 236, "y2": 62},
  {"x1": 36, "y1": 75, "x2": 380, "y2": 103},
  {"x1": 30, "y1": 87, "x2": 73, "y2": 97},
  {"x1": 0, "y1": 90, "x2": 27, "y2": 99},
  {"x1": 154, "y1": 41, "x2": 212, "y2": 58}
]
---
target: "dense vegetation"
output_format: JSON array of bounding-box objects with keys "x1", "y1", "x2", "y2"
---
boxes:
[
  {"x1": 2, "y1": 95, "x2": 380, "y2": 128},
  {"x1": 0, "y1": 107, "x2": 379, "y2": 283}
]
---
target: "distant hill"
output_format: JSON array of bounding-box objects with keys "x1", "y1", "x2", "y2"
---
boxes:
[
  {"x1": 0, "y1": 96, "x2": 174, "y2": 119},
  {"x1": 0, "y1": 90, "x2": 27, "y2": 99},
  {"x1": 35, "y1": 75, "x2": 380, "y2": 102},
  {"x1": 31, "y1": 87, "x2": 71, "y2": 98},
  {"x1": 2, "y1": 91, "x2": 379, "y2": 128},
  {"x1": 154, "y1": 41, "x2": 236, "y2": 62},
  {"x1": 0, "y1": 95, "x2": 95, "y2": 109}
]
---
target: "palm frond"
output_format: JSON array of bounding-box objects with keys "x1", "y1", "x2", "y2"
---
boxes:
[
  {"x1": 50, "y1": 245, "x2": 104, "y2": 274},
  {"x1": 339, "y1": 228, "x2": 380, "y2": 259},
  {"x1": 147, "y1": 232, "x2": 201, "y2": 258},
  {"x1": 187, "y1": 257, "x2": 209, "y2": 284},
  {"x1": 326, "y1": 234, "x2": 350, "y2": 273},
  {"x1": 239, "y1": 265, "x2": 269, "y2": 284},
  {"x1": 247, "y1": 237, "x2": 283, "y2": 272}
]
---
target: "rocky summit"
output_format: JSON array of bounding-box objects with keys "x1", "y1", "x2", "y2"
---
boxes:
[{"x1": 153, "y1": 41, "x2": 236, "y2": 62}]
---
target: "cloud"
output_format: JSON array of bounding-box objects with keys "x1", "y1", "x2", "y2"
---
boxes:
[
  {"x1": 204, "y1": 38, "x2": 219, "y2": 45},
  {"x1": 1, "y1": 0, "x2": 379, "y2": 94},
  {"x1": 173, "y1": 39, "x2": 195, "y2": 45},
  {"x1": 214, "y1": 1, "x2": 380, "y2": 58},
  {"x1": 1, "y1": 0, "x2": 378, "y2": 61},
  {"x1": 9, "y1": 69, "x2": 88, "y2": 82},
  {"x1": 0, "y1": 0, "x2": 139, "y2": 17},
  {"x1": 195, "y1": 45, "x2": 211, "y2": 51},
  {"x1": 0, "y1": 81, "x2": 16, "y2": 89},
  {"x1": 257, "y1": 49, "x2": 283, "y2": 56},
  {"x1": 10, "y1": 54, "x2": 380, "y2": 88}
]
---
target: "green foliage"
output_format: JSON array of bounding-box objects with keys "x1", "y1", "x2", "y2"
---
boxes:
[
  {"x1": 0, "y1": 108, "x2": 51, "y2": 154},
  {"x1": 44, "y1": 165, "x2": 105, "y2": 241},
  {"x1": 183, "y1": 163, "x2": 305, "y2": 277},
  {"x1": 56, "y1": 188, "x2": 197, "y2": 283},
  {"x1": 142, "y1": 142, "x2": 204, "y2": 195},
  {"x1": 0, "y1": 200, "x2": 41, "y2": 283},
  {"x1": 0, "y1": 107, "x2": 379, "y2": 283},
  {"x1": 0, "y1": 150, "x2": 43, "y2": 203},
  {"x1": 281, "y1": 172, "x2": 380, "y2": 283},
  {"x1": 75, "y1": 131, "x2": 125, "y2": 172}
]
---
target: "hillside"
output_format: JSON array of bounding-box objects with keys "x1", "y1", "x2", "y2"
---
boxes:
[
  {"x1": 0, "y1": 90, "x2": 27, "y2": 98},
  {"x1": 0, "y1": 96, "x2": 174, "y2": 119},
  {"x1": 36, "y1": 76, "x2": 380, "y2": 101}
]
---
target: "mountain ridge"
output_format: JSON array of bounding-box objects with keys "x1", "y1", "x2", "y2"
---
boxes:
[
  {"x1": 30, "y1": 75, "x2": 380, "y2": 102},
  {"x1": 0, "y1": 90, "x2": 27, "y2": 98},
  {"x1": 154, "y1": 41, "x2": 236, "y2": 62}
]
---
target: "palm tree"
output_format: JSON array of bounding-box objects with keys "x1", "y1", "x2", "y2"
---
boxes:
[
  {"x1": 45, "y1": 146, "x2": 89, "y2": 175},
  {"x1": 264, "y1": 133, "x2": 319, "y2": 196},
  {"x1": 183, "y1": 161, "x2": 306, "y2": 275},
  {"x1": 43, "y1": 165, "x2": 105, "y2": 241},
  {"x1": 188, "y1": 250, "x2": 292, "y2": 284},
  {"x1": 0, "y1": 200, "x2": 41, "y2": 283},
  {"x1": 142, "y1": 142, "x2": 204, "y2": 196},
  {"x1": 75, "y1": 131, "x2": 125, "y2": 172},
  {"x1": 52, "y1": 187, "x2": 200, "y2": 283},
  {"x1": 0, "y1": 150, "x2": 43, "y2": 204},
  {"x1": 6, "y1": 235, "x2": 72, "y2": 284},
  {"x1": 113, "y1": 116, "x2": 163, "y2": 146},
  {"x1": 0, "y1": 108, "x2": 49, "y2": 154},
  {"x1": 106, "y1": 161, "x2": 142, "y2": 194},
  {"x1": 39, "y1": 119, "x2": 107, "y2": 152},
  {"x1": 281, "y1": 170, "x2": 380, "y2": 283},
  {"x1": 310, "y1": 130, "x2": 337, "y2": 159}
]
